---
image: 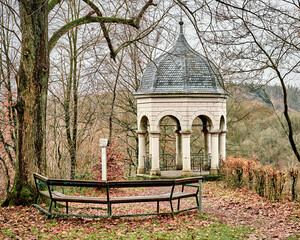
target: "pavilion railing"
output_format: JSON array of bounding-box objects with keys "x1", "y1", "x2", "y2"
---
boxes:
[
  {"x1": 144, "y1": 154, "x2": 151, "y2": 174},
  {"x1": 143, "y1": 152, "x2": 211, "y2": 173},
  {"x1": 160, "y1": 153, "x2": 176, "y2": 171},
  {"x1": 191, "y1": 153, "x2": 211, "y2": 172}
]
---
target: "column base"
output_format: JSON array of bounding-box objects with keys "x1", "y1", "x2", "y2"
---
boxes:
[
  {"x1": 210, "y1": 168, "x2": 218, "y2": 175},
  {"x1": 137, "y1": 167, "x2": 145, "y2": 174},
  {"x1": 176, "y1": 164, "x2": 183, "y2": 170},
  {"x1": 181, "y1": 170, "x2": 192, "y2": 177},
  {"x1": 150, "y1": 169, "x2": 161, "y2": 176}
]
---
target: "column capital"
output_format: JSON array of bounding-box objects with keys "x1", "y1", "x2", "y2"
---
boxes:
[
  {"x1": 180, "y1": 130, "x2": 192, "y2": 135},
  {"x1": 209, "y1": 130, "x2": 221, "y2": 135},
  {"x1": 137, "y1": 130, "x2": 147, "y2": 135},
  {"x1": 149, "y1": 131, "x2": 160, "y2": 136}
]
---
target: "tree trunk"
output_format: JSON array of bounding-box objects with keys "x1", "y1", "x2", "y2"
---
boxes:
[
  {"x1": 2, "y1": 1, "x2": 49, "y2": 206},
  {"x1": 1, "y1": 0, "x2": 155, "y2": 206}
]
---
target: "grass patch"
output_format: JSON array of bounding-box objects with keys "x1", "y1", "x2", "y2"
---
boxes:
[
  {"x1": 35, "y1": 221, "x2": 253, "y2": 239},
  {"x1": 1, "y1": 214, "x2": 255, "y2": 240}
]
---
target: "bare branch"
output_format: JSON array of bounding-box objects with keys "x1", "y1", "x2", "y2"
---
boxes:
[
  {"x1": 83, "y1": 0, "x2": 117, "y2": 60},
  {"x1": 133, "y1": 0, "x2": 157, "y2": 28},
  {"x1": 48, "y1": 0, "x2": 62, "y2": 13},
  {"x1": 49, "y1": 16, "x2": 137, "y2": 52}
]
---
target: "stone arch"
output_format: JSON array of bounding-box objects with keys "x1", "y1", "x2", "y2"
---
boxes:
[
  {"x1": 137, "y1": 114, "x2": 150, "y2": 175},
  {"x1": 198, "y1": 115, "x2": 213, "y2": 131},
  {"x1": 137, "y1": 112, "x2": 150, "y2": 131},
  {"x1": 158, "y1": 115, "x2": 181, "y2": 131},
  {"x1": 190, "y1": 114, "x2": 213, "y2": 171},
  {"x1": 138, "y1": 115, "x2": 149, "y2": 132},
  {"x1": 158, "y1": 115, "x2": 181, "y2": 171},
  {"x1": 189, "y1": 110, "x2": 216, "y2": 130},
  {"x1": 219, "y1": 115, "x2": 226, "y2": 131},
  {"x1": 152, "y1": 109, "x2": 182, "y2": 132},
  {"x1": 219, "y1": 114, "x2": 227, "y2": 162}
]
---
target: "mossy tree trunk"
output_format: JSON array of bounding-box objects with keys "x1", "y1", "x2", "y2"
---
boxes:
[
  {"x1": 2, "y1": 1, "x2": 49, "y2": 206},
  {"x1": 1, "y1": 0, "x2": 156, "y2": 206}
]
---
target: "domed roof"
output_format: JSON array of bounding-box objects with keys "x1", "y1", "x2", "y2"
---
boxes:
[{"x1": 135, "y1": 22, "x2": 226, "y2": 96}]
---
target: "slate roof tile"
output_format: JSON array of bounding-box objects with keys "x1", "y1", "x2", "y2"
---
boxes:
[{"x1": 135, "y1": 24, "x2": 226, "y2": 96}]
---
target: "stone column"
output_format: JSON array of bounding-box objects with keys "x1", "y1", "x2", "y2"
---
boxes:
[
  {"x1": 137, "y1": 131, "x2": 146, "y2": 174},
  {"x1": 210, "y1": 130, "x2": 220, "y2": 175},
  {"x1": 202, "y1": 129, "x2": 211, "y2": 155},
  {"x1": 181, "y1": 131, "x2": 192, "y2": 176},
  {"x1": 149, "y1": 131, "x2": 161, "y2": 176},
  {"x1": 219, "y1": 130, "x2": 227, "y2": 161},
  {"x1": 175, "y1": 130, "x2": 182, "y2": 170},
  {"x1": 148, "y1": 126, "x2": 152, "y2": 155}
]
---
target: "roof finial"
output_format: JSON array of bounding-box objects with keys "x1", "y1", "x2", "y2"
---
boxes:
[
  {"x1": 179, "y1": 20, "x2": 184, "y2": 34},
  {"x1": 179, "y1": 1, "x2": 186, "y2": 34},
  {"x1": 179, "y1": 14, "x2": 184, "y2": 34}
]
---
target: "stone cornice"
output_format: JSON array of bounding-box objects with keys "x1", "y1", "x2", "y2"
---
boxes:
[{"x1": 134, "y1": 93, "x2": 228, "y2": 99}]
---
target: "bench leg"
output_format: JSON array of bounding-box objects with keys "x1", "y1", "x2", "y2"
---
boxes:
[
  {"x1": 49, "y1": 200, "x2": 53, "y2": 213},
  {"x1": 157, "y1": 201, "x2": 159, "y2": 213},
  {"x1": 169, "y1": 201, "x2": 174, "y2": 218},
  {"x1": 108, "y1": 203, "x2": 111, "y2": 217},
  {"x1": 35, "y1": 193, "x2": 40, "y2": 204},
  {"x1": 177, "y1": 199, "x2": 180, "y2": 211},
  {"x1": 66, "y1": 202, "x2": 69, "y2": 214}
]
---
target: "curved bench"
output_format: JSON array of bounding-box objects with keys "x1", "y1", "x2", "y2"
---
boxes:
[{"x1": 33, "y1": 173, "x2": 203, "y2": 218}]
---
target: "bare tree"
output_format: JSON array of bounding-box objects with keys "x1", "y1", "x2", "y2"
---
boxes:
[
  {"x1": 2, "y1": 0, "x2": 157, "y2": 206},
  {"x1": 177, "y1": 0, "x2": 300, "y2": 162},
  {"x1": 0, "y1": 0, "x2": 19, "y2": 197}
]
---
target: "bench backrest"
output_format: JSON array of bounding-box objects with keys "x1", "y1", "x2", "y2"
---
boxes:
[
  {"x1": 174, "y1": 177, "x2": 203, "y2": 185},
  {"x1": 34, "y1": 173, "x2": 203, "y2": 189}
]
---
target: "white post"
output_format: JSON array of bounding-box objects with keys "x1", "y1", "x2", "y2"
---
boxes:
[
  {"x1": 99, "y1": 138, "x2": 109, "y2": 181},
  {"x1": 181, "y1": 131, "x2": 192, "y2": 176},
  {"x1": 210, "y1": 131, "x2": 220, "y2": 175},
  {"x1": 101, "y1": 146, "x2": 107, "y2": 181}
]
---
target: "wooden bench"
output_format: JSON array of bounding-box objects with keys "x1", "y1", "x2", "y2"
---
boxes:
[{"x1": 33, "y1": 173, "x2": 203, "y2": 218}]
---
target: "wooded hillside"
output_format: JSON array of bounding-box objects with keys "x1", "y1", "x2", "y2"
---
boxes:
[{"x1": 227, "y1": 84, "x2": 300, "y2": 168}]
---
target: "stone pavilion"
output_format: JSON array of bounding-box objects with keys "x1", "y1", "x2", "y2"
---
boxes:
[{"x1": 134, "y1": 22, "x2": 227, "y2": 176}]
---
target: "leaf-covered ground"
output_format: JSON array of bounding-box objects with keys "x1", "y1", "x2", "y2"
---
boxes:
[{"x1": 0, "y1": 181, "x2": 299, "y2": 239}]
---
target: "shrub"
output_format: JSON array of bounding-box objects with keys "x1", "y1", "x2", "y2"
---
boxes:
[
  {"x1": 223, "y1": 156, "x2": 295, "y2": 201},
  {"x1": 93, "y1": 142, "x2": 126, "y2": 181}
]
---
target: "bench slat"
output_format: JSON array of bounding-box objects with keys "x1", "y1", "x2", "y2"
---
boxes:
[
  {"x1": 108, "y1": 180, "x2": 175, "y2": 188},
  {"x1": 40, "y1": 191, "x2": 108, "y2": 203},
  {"x1": 110, "y1": 192, "x2": 196, "y2": 203},
  {"x1": 47, "y1": 180, "x2": 107, "y2": 188},
  {"x1": 39, "y1": 191, "x2": 196, "y2": 204}
]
